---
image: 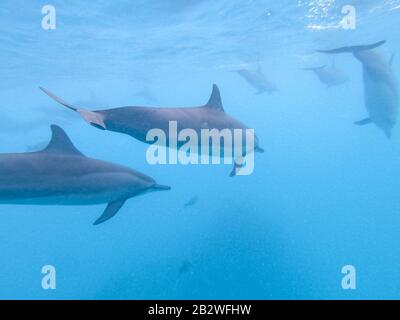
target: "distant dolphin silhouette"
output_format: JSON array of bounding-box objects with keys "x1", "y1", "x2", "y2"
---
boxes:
[
  {"x1": 233, "y1": 64, "x2": 278, "y2": 94},
  {"x1": 318, "y1": 40, "x2": 398, "y2": 138},
  {"x1": 178, "y1": 260, "x2": 192, "y2": 276},
  {"x1": 0, "y1": 125, "x2": 170, "y2": 225},
  {"x1": 40, "y1": 85, "x2": 264, "y2": 176},
  {"x1": 184, "y1": 195, "x2": 198, "y2": 208},
  {"x1": 302, "y1": 62, "x2": 348, "y2": 87}
]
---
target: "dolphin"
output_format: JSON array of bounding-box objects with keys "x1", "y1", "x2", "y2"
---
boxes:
[
  {"x1": 233, "y1": 64, "x2": 278, "y2": 94},
  {"x1": 184, "y1": 195, "x2": 199, "y2": 208},
  {"x1": 40, "y1": 84, "x2": 264, "y2": 176},
  {"x1": 0, "y1": 125, "x2": 170, "y2": 225},
  {"x1": 178, "y1": 260, "x2": 192, "y2": 276},
  {"x1": 302, "y1": 62, "x2": 348, "y2": 87},
  {"x1": 318, "y1": 40, "x2": 398, "y2": 138}
]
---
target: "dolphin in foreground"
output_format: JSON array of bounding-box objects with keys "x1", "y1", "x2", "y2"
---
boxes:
[
  {"x1": 233, "y1": 64, "x2": 278, "y2": 94},
  {"x1": 318, "y1": 40, "x2": 398, "y2": 138},
  {"x1": 0, "y1": 125, "x2": 170, "y2": 225},
  {"x1": 40, "y1": 85, "x2": 264, "y2": 176}
]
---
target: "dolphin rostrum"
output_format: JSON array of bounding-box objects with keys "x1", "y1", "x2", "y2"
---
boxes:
[
  {"x1": 40, "y1": 85, "x2": 264, "y2": 176},
  {"x1": 0, "y1": 125, "x2": 170, "y2": 225},
  {"x1": 233, "y1": 64, "x2": 278, "y2": 94},
  {"x1": 318, "y1": 40, "x2": 398, "y2": 138}
]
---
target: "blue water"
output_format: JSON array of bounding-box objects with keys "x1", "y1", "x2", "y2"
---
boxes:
[{"x1": 0, "y1": 0, "x2": 400, "y2": 299}]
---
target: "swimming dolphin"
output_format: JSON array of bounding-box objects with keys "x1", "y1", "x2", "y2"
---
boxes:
[
  {"x1": 0, "y1": 125, "x2": 170, "y2": 225},
  {"x1": 178, "y1": 260, "x2": 192, "y2": 276},
  {"x1": 302, "y1": 61, "x2": 348, "y2": 87},
  {"x1": 40, "y1": 85, "x2": 264, "y2": 176},
  {"x1": 318, "y1": 40, "x2": 398, "y2": 138},
  {"x1": 233, "y1": 64, "x2": 278, "y2": 94},
  {"x1": 184, "y1": 195, "x2": 199, "y2": 208}
]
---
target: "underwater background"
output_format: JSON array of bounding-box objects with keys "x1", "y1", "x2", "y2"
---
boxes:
[{"x1": 0, "y1": 0, "x2": 400, "y2": 299}]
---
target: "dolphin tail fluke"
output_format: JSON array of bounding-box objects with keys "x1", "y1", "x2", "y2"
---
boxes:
[
  {"x1": 93, "y1": 199, "x2": 127, "y2": 225},
  {"x1": 39, "y1": 87, "x2": 107, "y2": 130},
  {"x1": 317, "y1": 40, "x2": 386, "y2": 54},
  {"x1": 39, "y1": 87, "x2": 78, "y2": 111},
  {"x1": 78, "y1": 109, "x2": 107, "y2": 130}
]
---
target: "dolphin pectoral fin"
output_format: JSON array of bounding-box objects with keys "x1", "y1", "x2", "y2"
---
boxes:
[
  {"x1": 354, "y1": 118, "x2": 372, "y2": 126},
  {"x1": 93, "y1": 199, "x2": 127, "y2": 225},
  {"x1": 229, "y1": 165, "x2": 238, "y2": 177},
  {"x1": 229, "y1": 159, "x2": 245, "y2": 177}
]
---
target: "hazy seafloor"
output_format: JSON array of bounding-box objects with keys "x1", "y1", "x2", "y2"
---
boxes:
[{"x1": 0, "y1": 0, "x2": 400, "y2": 299}]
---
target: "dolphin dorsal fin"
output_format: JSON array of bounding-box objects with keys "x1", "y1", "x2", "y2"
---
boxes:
[
  {"x1": 42, "y1": 125, "x2": 85, "y2": 156},
  {"x1": 205, "y1": 84, "x2": 224, "y2": 112}
]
